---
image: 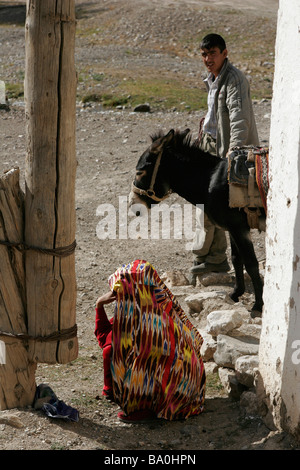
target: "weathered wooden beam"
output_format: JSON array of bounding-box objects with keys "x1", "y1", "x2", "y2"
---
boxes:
[
  {"x1": 0, "y1": 169, "x2": 36, "y2": 409},
  {"x1": 24, "y1": 0, "x2": 78, "y2": 364}
]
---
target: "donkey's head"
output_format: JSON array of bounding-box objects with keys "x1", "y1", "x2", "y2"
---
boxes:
[{"x1": 129, "y1": 128, "x2": 190, "y2": 212}]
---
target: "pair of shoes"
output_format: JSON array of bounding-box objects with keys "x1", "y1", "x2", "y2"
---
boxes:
[
  {"x1": 190, "y1": 260, "x2": 230, "y2": 275},
  {"x1": 117, "y1": 410, "x2": 157, "y2": 424}
]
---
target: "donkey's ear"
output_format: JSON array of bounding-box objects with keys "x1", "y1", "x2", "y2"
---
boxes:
[
  {"x1": 174, "y1": 128, "x2": 190, "y2": 143},
  {"x1": 152, "y1": 129, "x2": 174, "y2": 153},
  {"x1": 181, "y1": 128, "x2": 190, "y2": 138},
  {"x1": 163, "y1": 129, "x2": 175, "y2": 145}
]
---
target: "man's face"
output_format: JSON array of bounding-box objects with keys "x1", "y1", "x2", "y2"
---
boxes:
[{"x1": 200, "y1": 46, "x2": 227, "y2": 77}]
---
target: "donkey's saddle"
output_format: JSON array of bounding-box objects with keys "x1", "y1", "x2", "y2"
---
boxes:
[
  {"x1": 227, "y1": 146, "x2": 269, "y2": 228},
  {"x1": 228, "y1": 148, "x2": 255, "y2": 186}
]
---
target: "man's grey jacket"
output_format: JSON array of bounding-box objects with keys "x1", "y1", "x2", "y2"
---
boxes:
[{"x1": 205, "y1": 58, "x2": 259, "y2": 158}]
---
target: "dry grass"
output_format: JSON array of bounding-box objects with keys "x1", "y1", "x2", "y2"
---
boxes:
[
  {"x1": 75, "y1": 4, "x2": 276, "y2": 109},
  {"x1": 1, "y1": 3, "x2": 276, "y2": 109}
]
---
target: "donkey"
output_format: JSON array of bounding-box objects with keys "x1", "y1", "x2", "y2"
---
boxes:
[{"x1": 129, "y1": 128, "x2": 266, "y2": 317}]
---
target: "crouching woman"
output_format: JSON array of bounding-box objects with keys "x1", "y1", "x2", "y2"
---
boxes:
[{"x1": 95, "y1": 259, "x2": 206, "y2": 423}]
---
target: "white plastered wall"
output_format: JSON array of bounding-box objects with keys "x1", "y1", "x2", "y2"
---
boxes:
[{"x1": 258, "y1": 0, "x2": 300, "y2": 435}]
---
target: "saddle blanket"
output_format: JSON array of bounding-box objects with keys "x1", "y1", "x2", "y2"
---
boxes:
[{"x1": 227, "y1": 146, "x2": 269, "y2": 212}]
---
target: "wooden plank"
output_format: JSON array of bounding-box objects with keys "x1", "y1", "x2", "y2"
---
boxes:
[
  {"x1": 0, "y1": 168, "x2": 36, "y2": 410},
  {"x1": 24, "y1": 0, "x2": 78, "y2": 364},
  {"x1": 0, "y1": 169, "x2": 26, "y2": 332},
  {"x1": 0, "y1": 340, "x2": 36, "y2": 410}
]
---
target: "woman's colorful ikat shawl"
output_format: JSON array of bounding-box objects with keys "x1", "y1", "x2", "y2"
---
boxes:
[{"x1": 108, "y1": 259, "x2": 206, "y2": 420}]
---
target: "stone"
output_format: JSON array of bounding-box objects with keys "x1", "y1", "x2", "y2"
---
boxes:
[
  {"x1": 199, "y1": 272, "x2": 234, "y2": 287},
  {"x1": 203, "y1": 361, "x2": 219, "y2": 374},
  {"x1": 163, "y1": 270, "x2": 190, "y2": 287},
  {"x1": 0, "y1": 80, "x2": 9, "y2": 110},
  {"x1": 213, "y1": 334, "x2": 259, "y2": 369},
  {"x1": 133, "y1": 103, "x2": 151, "y2": 112},
  {"x1": 218, "y1": 367, "x2": 247, "y2": 400},
  {"x1": 240, "y1": 391, "x2": 268, "y2": 417},
  {"x1": 0, "y1": 413, "x2": 24, "y2": 428},
  {"x1": 198, "y1": 329, "x2": 217, "y2": 362},
  {"x1": 0, "y1": 81, "x2": 5, "y2": 102},
  {"x1": 231, "y1": 322, "x2": 262, "y2": 340},
  {"x1": 206, "y1": 309, "x2": 243, "y2": 336},
  {"x1": 235, "y1": 355, "x2": 260, "y2": 388},
  {"x1": 185, "y1": 291, "x2": 230, "y2": 314}
]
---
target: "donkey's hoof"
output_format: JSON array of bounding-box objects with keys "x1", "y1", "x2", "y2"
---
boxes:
[
  {"x1": 230, "y1": 292, "x2": 241, "y2": 303},
  {"x1": 250, "y1": 307, "x2": 262, "y2": 318}
]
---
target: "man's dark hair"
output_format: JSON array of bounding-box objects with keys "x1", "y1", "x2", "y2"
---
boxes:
[{"x1": 200, "y1": 34, "x2": 226, "y2": 52}]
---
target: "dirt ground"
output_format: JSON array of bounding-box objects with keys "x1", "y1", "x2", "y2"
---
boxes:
[{"x1": 0, "y1": 0, "x2": 299, "y2": 454}]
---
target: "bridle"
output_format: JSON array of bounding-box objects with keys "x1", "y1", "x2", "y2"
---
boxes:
[{"x1": 131, "y1": 148, "x2": 172, "y2": 202}]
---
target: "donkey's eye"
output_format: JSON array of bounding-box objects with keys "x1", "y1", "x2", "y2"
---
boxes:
[{"x1": 136, "y1": 170, "x2": 146, "y2": 177}]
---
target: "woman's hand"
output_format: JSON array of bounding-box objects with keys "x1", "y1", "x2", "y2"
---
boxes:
[{"x1": 96, "y1": 291, "x2": 117, "y2": 309}]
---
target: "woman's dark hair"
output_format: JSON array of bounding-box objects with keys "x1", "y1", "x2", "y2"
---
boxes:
[{"x1": 200, "y1": 34, "x2": 226, "y2": 52}]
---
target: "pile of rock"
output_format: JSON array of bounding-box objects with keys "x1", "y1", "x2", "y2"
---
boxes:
[
  {"x1": 163, "y1": 270, "x2": 264, "y2": 415},
  {"x1": 185, "y1": 292, "x2": 260, "y2": 393}
]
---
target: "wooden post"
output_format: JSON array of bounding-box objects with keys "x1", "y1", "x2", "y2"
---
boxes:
[
  {"x1": 0, "y1": 169, "x2": 36, "y2": 409},
  {"x1": 0, "y1": 1, "x2": 78, "y2": 409},
  {"x1": 24, "y1": 0, "x2": 78, "y2": 364}
]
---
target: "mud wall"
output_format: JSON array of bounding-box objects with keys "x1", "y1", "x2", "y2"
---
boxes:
[{"x1": 258, "y1": 0, "x2": 300, "y2": 437}]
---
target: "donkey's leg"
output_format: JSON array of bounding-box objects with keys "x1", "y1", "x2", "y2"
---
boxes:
[
  {"x1": 230, "y1": 229, "x2": 263, "y2": 316},
  {"x1": 229, "y1": 235, "x2": 245, "y2": 302}
]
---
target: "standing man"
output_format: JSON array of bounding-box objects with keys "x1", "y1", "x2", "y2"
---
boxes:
[{"x1": 191, "y1": 33, "x2": 259, "y2": 277}]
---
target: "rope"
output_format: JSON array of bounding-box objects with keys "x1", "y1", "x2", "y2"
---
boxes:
[
  {"x1": 0, "y1": 239, "x2": 76, "y2": 257},
  {"x1": 131, "y1": 146, "x2": 173, "y2": 202},
  {"x1": 0, "y1": 324, "x2": 77, "y2": 343},
  {"x1": 0, "y1": 241, "x2": 77, "y2": 343}
]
